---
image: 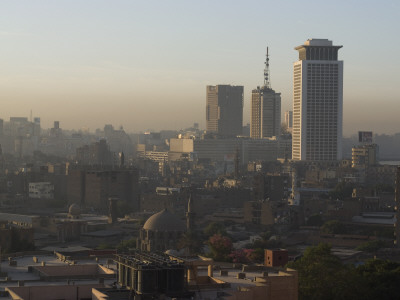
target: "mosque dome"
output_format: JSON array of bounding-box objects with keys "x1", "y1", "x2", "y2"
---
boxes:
[
  {"x1": 68, "y1": 203, "x2": 81, "y2": 216},
  {"x1": 143, "y1": 209, "x2": 185, "y2": 232}
]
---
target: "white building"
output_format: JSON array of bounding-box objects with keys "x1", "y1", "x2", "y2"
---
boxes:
[
  {"x1": 169, "y1": 138, "x2": 194, "y2": 161},
  {"x1": 292, "y1": 39, "x2": 343, "y2": 161},
  {"x1": 169, "y1": 138, "x2": 194, "y2": 153}
]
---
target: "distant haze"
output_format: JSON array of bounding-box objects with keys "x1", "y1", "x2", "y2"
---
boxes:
[{"x1": 1, "y1": 1, "x2": 399, "y2": 136}]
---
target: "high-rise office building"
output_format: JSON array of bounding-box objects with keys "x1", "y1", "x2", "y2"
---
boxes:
[
  {"x1": 292, "y1": 39, "x2": 343, "y2": 161},
  {"x1": 251, "y1": 48, "x2": 281, "y2": 139},
  {"x1": 206, "y1": 85, "x2": 243, "y2": 137},
  {"x1": 284, "y1": 111, "x2": 293, "y2": 132}
]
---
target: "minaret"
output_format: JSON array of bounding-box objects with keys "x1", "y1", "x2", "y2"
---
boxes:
[
  {"x1": 108, "y1": 197, "x2": 118, "y2": 224},
  {"x1": 119, "y1": 152, "x2": 125, "y2": 168},
  {"x1": 288, "y1": 167, "x2": 300, "y2": 206},
  {"x1": 186, "y1": 193, "x2": 195, "y2": 231},
  {"x1": 395, "y1": 167, "x2": 400, "y2": 247},
  {"x1": 234, "y1": 146, "x2": 240, "y2": 179}
]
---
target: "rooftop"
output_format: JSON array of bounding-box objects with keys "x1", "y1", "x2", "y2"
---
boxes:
[
  {"x1": 304, "y1": 38, "x2": 333, "y2": 46},
  {"x1": 0, "y1": 253, "x2": 117, "y2": 291}
]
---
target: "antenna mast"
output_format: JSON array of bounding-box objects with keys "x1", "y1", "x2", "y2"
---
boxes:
[{"x1": 264, "y1": 47, "x2": 270, "y2": 89}]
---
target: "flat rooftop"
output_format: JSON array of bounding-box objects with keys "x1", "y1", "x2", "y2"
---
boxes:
[
  {"x1": 0, "y1": 254, "x2": 117, "y2": 290},
  {"x1": 33, "y1": 264, "x2": 114, "y2": 279},
  {"x1": 6, "y1": 283, "x2": 105, "y2": 300},
  {"x1": 304, "y1": 38, "x2": 333, "y2": 46}
]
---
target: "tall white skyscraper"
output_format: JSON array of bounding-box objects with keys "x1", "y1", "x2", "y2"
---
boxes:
[{"x1": 292, "y1": 39, "x2": 343, "y2": 161}]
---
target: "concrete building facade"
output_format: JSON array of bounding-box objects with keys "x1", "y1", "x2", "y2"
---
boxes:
[
  {"x1": 193, "y1": 138, "x2": 278, "y2": 164},
  {"x1": 352, "y1": 144, "x2": 379, "y2": 169},
  {"x1": 251, "y1": 87, "x2": 281, "y2": 139},
  {"x1": 28, "y1": 182, "x2": 54, "y2": 199},
  {"x1": 284, "y1": 110, "x2": 293, "y2": 132},
  {"x1": 292, "y1": 39, "x2": 343, "y2": 161},
  {"x1": 206, "y1": 85, "x2": 243, "y2": 137},
  {"x1": 67, "y1": 168, "x2": 139, "y2": 212}
]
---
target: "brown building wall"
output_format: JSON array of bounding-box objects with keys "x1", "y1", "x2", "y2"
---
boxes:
[
  {"x1": 0, "y1": 228, "x2": 12, "y2": 250},
  {"x1": 244, "y1": 201, "x2": 274, "y2": 225},
  {"x1": 225, "y1": 269, "x2": 298, "y2": 300},
  {"x1": 264, "y1": 249, "x2": 289, "y2": 267},
  {"x1": 84, "y1": 172, "x2": 104, "y2": 208},
  {"x1": 6, "y1": 284, "x2": 104, "y2": 300},
  {"x1": 0, "y1": 227, "x2": 34, "y2": 252},
  {"x1": 267, "y1": 270, "x2": 298, "y2": 300},
  {"x1": 67, "y1": 169, "x2": 139, "y2": 212},
  {"x1": 253, "y1": 174, "x2": 288, "y2": 202},
  {"x1": 67, "y1": 169, "x2": 85, "y2": 205}
]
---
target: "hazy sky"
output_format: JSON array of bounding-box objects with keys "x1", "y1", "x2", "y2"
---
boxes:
[{"x1": 1, "y1": 0, "x2": 399, "y2": 136}]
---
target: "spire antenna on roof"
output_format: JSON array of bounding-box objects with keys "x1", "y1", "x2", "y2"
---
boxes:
[{"x1": 264, "y1": 47, "x2": 271, "y2": 88}]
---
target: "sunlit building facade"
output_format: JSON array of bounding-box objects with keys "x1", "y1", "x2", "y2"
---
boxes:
[
  {"x1": 251, "y1": 87, "x2": 281, "y2": 139},
  {"x1": 292, "y1": 39, "x2": 343, "y2": 161},
  {"x1": 284, "y1": 110, "x2": 293, "y2": 132},
  {"x1": 206, "y1": 85, "x2": 243, "y2": 137}
]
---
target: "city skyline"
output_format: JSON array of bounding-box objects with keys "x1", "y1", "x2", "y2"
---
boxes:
[{"x1": 1, "y1": 1, "x2": 399, "y2": 135}]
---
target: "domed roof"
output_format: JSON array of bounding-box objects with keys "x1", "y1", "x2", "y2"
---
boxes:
[
  {"x1": 143, "y1": 209, "x2": 185, "y2": 232},
  {"x1": 68, "y1": 203, "x2": 81, "y2": 216}
]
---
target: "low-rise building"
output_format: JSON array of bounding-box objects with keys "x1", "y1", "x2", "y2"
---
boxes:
[
  {"x1": 0, "y1": 222, "x2": 34, "y2": 252},
  {"x1": 193, "y1": 138, "x2": 278, "y2": 164},
  {"x1": 1, "y1": 252, "x2": 115, "y2": 300},
  {"x1": 113, "y1": 252, "x2": 298, "y2": 300}
]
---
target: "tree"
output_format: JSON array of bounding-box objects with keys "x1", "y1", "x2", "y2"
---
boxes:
[
  {"x1": 229, "y1": 249, "x2": 255, "y2": 264},
  {"x1": 287, "y1": 243, "x2": 360, "y2": 300},
  {"x1": 248, "y1": 248, "x2": 264, "y2": 263},
  {"x1": 96, "y1": 242, "x2": 115, "y2": 250},
  {"x1": 207, "y1": 234, "x2": 233, "y2": 262},
  {"x1": 306, "y1": 214, "x2": 324, "y2": 227},
  {"x1": 329, "y1": 182, "x2": 354, "y2": 200},
  {"x1": 203, "y1": 222, "x2": 227, "y2": 238},
  {"x1": 355, "y1": 259, "x2": 400, "y2": 300},
  {"x1": 321, "y1": 220, "x2": 347, "y2": 234},
  {"x1": 288, "y1": 243, "x2": 400, "y2": 300},
  {"x1": 356, "y1": 240, "x2": 387, "y2": 253},
  {"x1": 117, "y1": 238, "x2": 137, "y2": 252},
  {"x1": 177, "y1": 231, "x2": 204, "y2": 255}
]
